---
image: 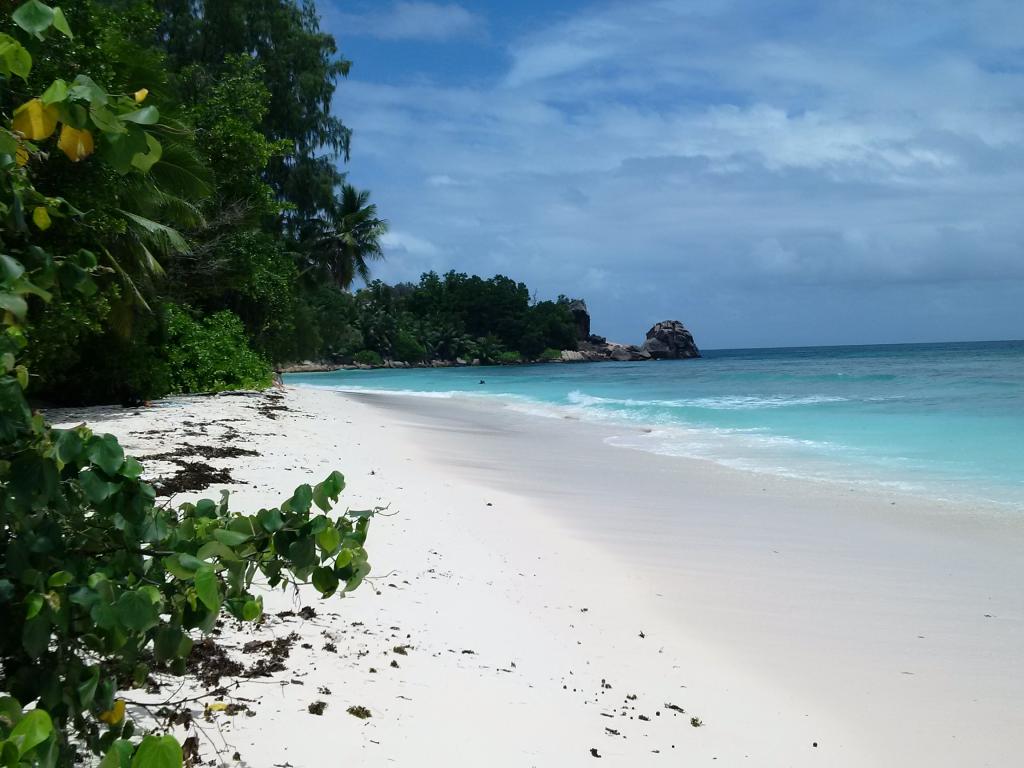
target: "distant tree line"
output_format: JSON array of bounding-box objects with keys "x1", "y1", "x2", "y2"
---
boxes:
[{"x1": 334, "y1": 272, "x2": 580, "y2": 367}]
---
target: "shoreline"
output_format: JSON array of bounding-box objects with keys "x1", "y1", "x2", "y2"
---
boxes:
[{"x1": 49, "y1": 386, "x2": 1024, "y2": 766}]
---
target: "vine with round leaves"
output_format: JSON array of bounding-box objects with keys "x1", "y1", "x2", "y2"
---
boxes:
[{"x1": 1, "y1": 4, "x2": 374, "y2": 766}]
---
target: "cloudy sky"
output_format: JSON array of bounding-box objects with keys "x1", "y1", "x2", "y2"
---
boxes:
[{"x1": 316, "y1": 0, "x2": 1024, "y2": 348}]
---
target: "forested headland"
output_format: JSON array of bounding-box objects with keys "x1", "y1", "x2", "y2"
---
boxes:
[{"x1": 2, "y1": 0, "x2": 579, "y2": 407}]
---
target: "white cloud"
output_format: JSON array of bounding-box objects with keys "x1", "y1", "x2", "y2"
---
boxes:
[{"x1": 337, "y1": 0, "x2": 1024, "y2": 345}]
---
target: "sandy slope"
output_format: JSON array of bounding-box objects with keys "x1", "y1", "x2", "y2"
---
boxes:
[{"x1": 50, "y1": 385, "x2": 1023, "y2": 767}]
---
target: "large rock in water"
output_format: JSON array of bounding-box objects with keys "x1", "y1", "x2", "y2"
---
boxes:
[{"x1": 642, "y1": 320, "x2": 700, "y2": 359}]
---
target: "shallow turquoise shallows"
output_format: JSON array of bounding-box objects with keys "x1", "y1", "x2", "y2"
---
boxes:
[{"x1": 287, "y1": 341, "x2": 1024, "y2": 510}]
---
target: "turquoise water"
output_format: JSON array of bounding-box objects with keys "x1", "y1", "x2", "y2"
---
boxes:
[{"x1": 287, "y1": 341, "x2": 1024, "y2": 509}]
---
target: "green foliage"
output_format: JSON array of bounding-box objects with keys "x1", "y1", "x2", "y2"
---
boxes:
[
  {"x1": 164, "y1": 304, "x2": 272, "y2": 393},
  {"x1": 392, "y1": 329, "x2": 426, "y2": 363},
  {"x1": 540, "y1": 347, "x2": 563, "y2": 361},
  {"x1": 495, "y1": 350, "x2": 523, "y2": 364},
  {"x1": 1, "y1": 11, "x2": 374, "y2": 766},
  {"x1": 351, "y1": 349, "x2": 383, "y2": 366}
]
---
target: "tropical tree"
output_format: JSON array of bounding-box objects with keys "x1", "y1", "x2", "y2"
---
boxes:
[{"x1": 300, "y1": 184, "x2": 388, "y2": 290}]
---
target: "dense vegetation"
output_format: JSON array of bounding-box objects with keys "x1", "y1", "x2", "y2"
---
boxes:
[
  {"x1": 0, "y1": 0, "x2": 580, "y2": 407},
  {"x1": 1, "y1": 5, "x2": 374, "y2": 766},
  {"x1": 336, "y1": 273, "x2": 580, "y2": 366}
]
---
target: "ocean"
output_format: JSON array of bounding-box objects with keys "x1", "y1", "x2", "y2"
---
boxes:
[{"x1": 286, "y1": 340, "x2": 1024, "y2": 510}]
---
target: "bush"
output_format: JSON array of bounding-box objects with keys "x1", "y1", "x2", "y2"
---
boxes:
[
  {"x1": 392, "y1": 329, "x2": 426, "y2": 362},
  {"x1": 352, "y1": 349, "x2": 383, "y2": 366},
  {"x1": 164, "y1": 304, "x2": 272, "y2": 393},
  {"x1": 495, "y1": 351, "x2": 522, "y2": 364},
  {"x1": 539, "y1": 347, "x2": 563, "y2": 361}
]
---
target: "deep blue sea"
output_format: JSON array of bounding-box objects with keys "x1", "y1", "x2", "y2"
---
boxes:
[{"x1": 287, "y1": 341, "x2": 1024, "y2": 509}]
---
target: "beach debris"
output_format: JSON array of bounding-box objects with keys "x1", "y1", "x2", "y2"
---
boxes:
[
  {"x1": 638, "y1": 715, "x2": 650, "y2": 722},
  {"x1": 461, "y1": 649, "x2": 476, "y2": 655},
  {"x1": 347, "y1": 705, "x2": 372, "y2": 719},
  {"x1": 664, "y1": 702, "x2": 685, "y2": 714},
  {"x1": 151, "y1": 461, "x2": 233, "y2": 496},
  {"x1": 639, "y1": 631, "x2": 645, "y2": 638},
  {"x1": 589, "y1": 748, "x2": 602, "y2": 758},
  {"x1": 186, "y1": 637, "x2": 244, "y2": 687},
  {"x1": 318, "y1": 686, "x2": 332, "y2": 695},
  {"x1": 604, "y1": 728, "x2": 620, "y2": 736},
  {"x1": 390, "y1": 659, "x2": 400, "y2": 668},
  {"x1": 690, "y1": 716, "x2": 703, "y2": 727},
  {"x1": 393, "y1": 645, "x2": 411, "y2": 655},
  {"x1": 308, "y1": 701, "x2": 327, "y2": 716}
]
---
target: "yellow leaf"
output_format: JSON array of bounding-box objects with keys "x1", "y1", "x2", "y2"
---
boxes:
[
  {"x1": 32, "y1": 207, "x2": 51, "y2": 231},
  {"x1": 134, "y1": 88, "x2": 149, "y2": 103},
  {"x1": 12, "y1": 99, "x2": 59, "y2": 141},
  {"x1": 99, "y1": 699, "x2": 125, "y2": 725},
  {"x1": 15, "y1": 145, "x2": 28, "y2": 166},
  {"x1": 57, "y1": 126, "x2": 94, "y2": 162},
  {"x1": 206, "y1": 702, "x2": 228, "y2": 712}
]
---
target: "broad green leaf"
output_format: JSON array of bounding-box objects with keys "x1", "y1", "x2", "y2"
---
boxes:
[
  {"x1": 120, "y1": 456, "x2": 143, "y2": 480},
  {"x1": 52, "y1": 428, "x2": 83, "y2": 465},
  {"x1": 7, "y1": 709, "x2": 52, "y2": 756},
  {"x1": 51, "y1": 7, "x2": 72, "y2": 38},
  {"x1": 242, "y1": 598, "x2": 262, "y2": 621},
  {"x1": 131, "y1": 133, "x2": 162, "y2": 173},
  {"x1": 99, "y1": 739, "x2": 134, "y2": 768},
  {"x1": 69, "y1": 75, "x2": 108, "y2": 106},
  {"x1": 79, "y1": 469, "x2": 119, "y2": 503},
  {"x1": 25, "y1": 593, "x2": 43, "y2": 619},
  {"x1": 311, "y1": 566, "x2": 339, "y2": 596},
  {"x1": 119, "y1": 106, "x2": 159, "y2": 125},
  {"x1": 87, "y1": 434, "x2": 124, "y2": 475},
  {"x1": 211, "y1": 528, "x2": 250, "y2": 547},
  {"x1": 40, "y1": 79, "x2": 68, "y2": 105},
  {"x1": 284, "y1": 484, "x2": 313, "y2": 514},
  {"x1": 77, "y1": 666, "x2": 99, "y2": 709},
  {"x1": 130, "y1": 735, "x2": 182, "y2": 768},
  {"x1": 257, "y1": 507, "x2": 284, "y2": 532},
  {"x1": 12, "y1": 1, "x2": 54, "y2": 40},
  {"x1": 193, "y1": 565, "x2": 219, "y2": 611},
  {"x1": 0, "y1": 292, "x2": 28, "y2": 320},
  {"x1": 46, "y1": 571, "x2": 72, "y2": 588},
  {"x1": 316, "y1": 525, "x2": 341, "y2": 555},
  {"x1": 116, "y1": 590, "x2": 159, "y2": 632}
]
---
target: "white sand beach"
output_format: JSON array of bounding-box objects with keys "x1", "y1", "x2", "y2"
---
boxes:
[{"x1": 50, "y1": 385, "x2": 1024, "y2": 767}]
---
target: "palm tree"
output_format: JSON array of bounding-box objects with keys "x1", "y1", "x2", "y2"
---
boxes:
[{"x1": 299, "y1": 184, "x2": 388, "y2": 290}]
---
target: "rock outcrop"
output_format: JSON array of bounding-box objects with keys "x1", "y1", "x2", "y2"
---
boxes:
[
  {"x1": 567, "y1": 299, "x2": 591, "y2": 340},
  {"x1": 642, "y1": 320, "x2": 700, "y2": 359}
]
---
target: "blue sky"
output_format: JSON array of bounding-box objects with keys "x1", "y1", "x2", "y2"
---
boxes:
[{"x1": 316, "y1": 1, "x2": 1024, "y2": 348}]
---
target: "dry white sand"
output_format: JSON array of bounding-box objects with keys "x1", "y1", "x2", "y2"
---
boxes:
[{"x1": 51, "y1": 385, "x2": 1024, "y2": 767}]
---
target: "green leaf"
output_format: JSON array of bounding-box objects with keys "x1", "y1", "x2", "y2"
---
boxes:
[
  {"x1": 241, "y1": 599, "x2": 262, "y2": 621},
  {"x1": 87, "y1": 434, "x2": 124, "y2": 475},
  {"x1": 311, "y1": 566, "x2": 339, "y2": 596},
  {"x1": 77, "y1": 666, "x2": 99, "y2": 709},
  {"x1": 7, "y1": 709, "x2": 52, "y2": 757},
  {"x1": 119, "y1": 106, "x2": 159, "y2": 125},
  {"x1": 257, "y1": 508, "x2": 284, "y2": 533},
  {"x1": 313, "y1": 471, "x2": 346, "y2": 511},
  {"x1": 211, "y1": 528, "x2": 250, "y2": 547},
  {"x1": 69, "y1": 75, "x2": 108, "y2": 106},
  {"x1": 0, "y1": 292, "x2": 28, "y2": 320},
  {"x1": 40, "y1": 79, "x2": 68, "y2": 105},
  {"x1": 79, "y1": 469, "x2": 119, "y2": 503},
  {"x1": 99, "y1": 739, "x2": 134, "y2": 768},
  {"x1": 25, "y1": 593, "x2": 43, "y2": 619},
  {"x1": 51, "y1": 7, "x2": 72, "y2": 38},
  {"x1": 116, "y1": 590, "x2": 159, "y2": 632},
  {"x1": 47, "y1": 571, "x2": 72, "y2": 588},
  {"x1": 120, "y1": 456, "x2": 143, "y2": 480},
  {"x1": 130, "y1": 735, "x2": 182, "y2": 768},
  {"x1": 0, "y1": 132, "x2": 18, "y2": 157},
  {"x1": 193, "y1": 565, "x2": 220, "y2": 611},
  {"x1": 89, "y1": 105, "x2": 127, "y2": 135},
  {"x1": 12, "y1": 1, "x2": 54, "y2": 40},
  {"x1": 52, "y1": 429, "x2": 83, "y2": 465},
  {"x1": 316, "y1": 525, "x2": 341, "y2": 555},
  {"x1": 131, "y1": 133, "x2": 162, "y2": 173},
  {"x1": 284, "y1": 484, "x2": 313, "y2": 515}
]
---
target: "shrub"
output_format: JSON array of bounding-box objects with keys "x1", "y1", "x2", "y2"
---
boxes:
[
  {"x1": 352, "y1": 349, "x2": 383, "y2": 366},
  {"x1": 495, "y1": 351, "x2": 522, "y2": 364},
  {"x1": 392, "y1": 329, "x2": 426, "y2": 362},
  {"x1": 539, "y1": 347, "x2": 563, "y2": 361},
  {"x1": 164, "y1": 304, "x2": 273, "y2": 393}
]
